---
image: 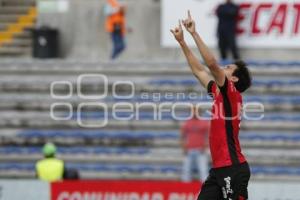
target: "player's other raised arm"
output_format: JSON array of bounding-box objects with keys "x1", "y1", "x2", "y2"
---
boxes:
[
  {"x1": 183, "y1": 11, "x2": 225, "y2": 87},
  {"x1": 170, "y1": 20, "x2": 212, "y2": 89}
]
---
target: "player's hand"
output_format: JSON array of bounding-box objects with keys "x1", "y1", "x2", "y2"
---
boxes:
[
  {"x1": 170, "y1": 20, "x2": 184, "y2": 43},
  {"x1": 182, "y1": 10, "x2": 196, "y2": 34}
]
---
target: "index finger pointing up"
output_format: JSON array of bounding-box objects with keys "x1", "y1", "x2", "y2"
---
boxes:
[
  {"x1": 188, "y1": 10, "x2": 192, "y2": 19},
  {"x1": 178, "y1": 20, "x2": 182, "y2": 29}
]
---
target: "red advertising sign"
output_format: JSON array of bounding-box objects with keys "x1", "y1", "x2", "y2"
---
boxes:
[
  {"x1": 51, "y1": 181, "x2": 202, "y2": 200},
  {"x1": 237, "y1": 2, "x2": 300, "y2": 36}
]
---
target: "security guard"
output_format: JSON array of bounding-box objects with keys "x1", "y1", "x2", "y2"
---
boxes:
[
  {"x1": 36, "y1": 143, "x2": 64, "y2": 182},
  {"x1": 216, "y1": 0, "x2": 240, "y2": 60}
]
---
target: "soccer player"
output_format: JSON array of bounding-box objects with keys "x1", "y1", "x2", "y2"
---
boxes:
[{"x1": 170, "y1": 11, "x2": 252, "y2": 200}]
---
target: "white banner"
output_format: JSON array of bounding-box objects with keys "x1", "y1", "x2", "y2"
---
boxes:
[
  {"x1": 37, "y1": 0, "x2": 69, "y2": 13},
  {"x1": 0, "y1": 180, "x2": 49, "y2": 200},
  {"x1": 249, "y1": 181, "x2": 300, "y2": 199},
  {"x1": 161, "y1": 0, "x2": 300, "y2": 48}
]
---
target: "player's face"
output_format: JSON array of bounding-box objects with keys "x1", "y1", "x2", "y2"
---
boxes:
[{"x1": 223, "y1": 64, "x2": 238, "y2": 81}]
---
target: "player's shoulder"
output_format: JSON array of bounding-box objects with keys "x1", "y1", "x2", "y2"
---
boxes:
[
  {"x1": 228, "y1": 79, "x2": 239, "y2": 93},
  {"x1": 227, "y1": 79, "x2": 243, "y2": 101}
]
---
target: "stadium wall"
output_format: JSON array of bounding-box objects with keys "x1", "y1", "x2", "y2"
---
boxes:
[{"x1": 37, "y1": 0, "x2": 300, "y2": 61}]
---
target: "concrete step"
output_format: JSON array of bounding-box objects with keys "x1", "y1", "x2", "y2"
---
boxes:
[
  {"x1": 1, "y1": 38, "x2": 32, "y2": 47},
  {"x1": 0, "y1": 15, "x2": 19, "y2": 23},
  {"x1": 13, "y1": 30, "x2": 32, "y2": 39},
  {"x1": 0, "y1": 22, "x2": 34, "y2": 31},
  {"x1": 0, "y1": 23, "x2": 8, "y2": 30},
  {"x1": 0, "y1": 6, "x2": 31, "y2": 14},
  {"x1": 2, "y1": 0, "x2": 35, "y2": 6},
  {"x1": 0, "y1": 30, "x2": 32, "y2": 40},
  {"x1": 0, "y1": 46, "x2": 31, "y2": 56}
]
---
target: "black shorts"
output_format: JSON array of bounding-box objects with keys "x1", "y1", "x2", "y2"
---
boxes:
[{"x1": 198, "y1": 162, "x2": 251, "y2": 200}]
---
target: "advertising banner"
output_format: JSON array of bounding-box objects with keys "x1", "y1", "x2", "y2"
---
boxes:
[
  {"x1": 51, "y1": 181, "x2": 201, "y2": 200},
  {"x1": 162, "y1": 0, "x2": 300, "y2": 48},
  {"x1": 51, "y1": 180, "x2": 300, "y2": 200}
]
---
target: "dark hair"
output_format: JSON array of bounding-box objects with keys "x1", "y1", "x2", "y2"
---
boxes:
[{"x1": 232, "y1": 60, "x2": 252, "y2": 93}]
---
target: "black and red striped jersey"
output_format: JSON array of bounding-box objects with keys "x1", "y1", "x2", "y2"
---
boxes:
[{"x1": 207, "y1": 77, "x2": 246, "y2": 168}]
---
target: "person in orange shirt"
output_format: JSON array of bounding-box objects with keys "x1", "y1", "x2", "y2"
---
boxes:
[
  {"x1": 181, "y1": 106, "x2": 210, "y2": 182},
  {"x1": 104, "y1": 0, "x2": 126, "y2": 59}
]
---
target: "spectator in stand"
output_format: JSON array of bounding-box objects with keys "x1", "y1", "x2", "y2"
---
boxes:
[
  {"x1": 181, "y1": 106, "x2": 210, "y2": 182},
  {"x1": 36, "y1": 143, "x2": 80, "y2": 182},
  {"x1": 36, "y1": 143, "x2": 64, "y2": 182},
  {"x1": 104, "y1": 0, "x2": 127, "y2": 60},
  {"x1": 216, "y1": 0, "x2": 240, "y2": 61}
]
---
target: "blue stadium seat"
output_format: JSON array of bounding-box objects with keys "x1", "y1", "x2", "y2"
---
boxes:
[
  {"x1": 1, "y1": 162, "x2": 300, "y2": 176},
  {"x1": 106, "y1": 95, "x2": 300, "y2": 104},
  {"x1": 246, "y1": 60, "x2": 300, "y2": 67},
  {"x1": 16, "y1": 130, "x2": 300, "y2": 142},
  {"x1": 68, "y1": 111, "x2": 300, "y2": 121},
  {"x1": 18, "y1": 130, "x2": 179, "y2": 140},
  {"x1": 148, "y1": 78, "x2": 300, "y2": 87},
  {"x1": 240, "y1": 133, "x2": 300, "y2": 141}
]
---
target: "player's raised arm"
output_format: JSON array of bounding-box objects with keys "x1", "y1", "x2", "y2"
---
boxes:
[
  {"x1": 183, "y1": 10, "x2": 225, "y2": 87},
  {"x1": 170, "y1": 21, "x2": 212, "y2": 88}
]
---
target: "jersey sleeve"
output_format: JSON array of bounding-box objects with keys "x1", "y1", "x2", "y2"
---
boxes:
[{"x1": 207, "y1": 80, "x2": 217, "y2": 99}]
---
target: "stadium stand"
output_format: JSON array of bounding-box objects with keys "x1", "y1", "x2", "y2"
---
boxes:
[
  {"x1": 0, "y1": 60, "x2": 299, "y2": 181},
  {"x1": 0, "y1": 0, "x2": 36, "y2": 57}
]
